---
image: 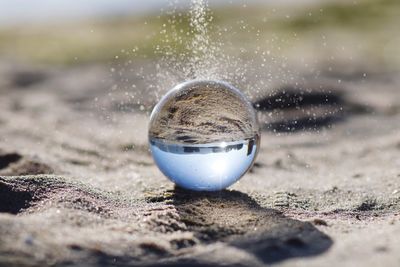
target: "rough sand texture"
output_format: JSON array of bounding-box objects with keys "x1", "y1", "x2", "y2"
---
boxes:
[
  {"x1": 0, "y1": 61, "x2": 400, "y2": 266},
  {"x1": 149, "y1": 80, "x2": 259, "y2": 144}
]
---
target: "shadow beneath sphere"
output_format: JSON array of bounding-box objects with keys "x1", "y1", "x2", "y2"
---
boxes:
[{"x1": 162, "y1": 187, "x2": 332, "y2": 266}]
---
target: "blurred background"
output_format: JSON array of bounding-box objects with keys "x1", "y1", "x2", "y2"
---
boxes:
[
  {"x1": 0, "y1": 0, "x2": 399, "y2": 178},
  {"x1": 1, "y1": 0, "x2": 399, "y2": 68}
]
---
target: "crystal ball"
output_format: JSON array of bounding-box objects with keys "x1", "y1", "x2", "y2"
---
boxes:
[{"x1": 148, "y1": 80, "x2": 260, "y2": 191}]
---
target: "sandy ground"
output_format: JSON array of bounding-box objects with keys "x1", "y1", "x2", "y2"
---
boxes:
[{"x1": 0, "y1": 59, "x2": 400, "y2": 266}]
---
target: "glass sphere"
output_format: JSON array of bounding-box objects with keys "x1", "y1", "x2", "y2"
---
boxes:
[{"x1": 148, "y1": 80, "x2": 260, "y2": 191}]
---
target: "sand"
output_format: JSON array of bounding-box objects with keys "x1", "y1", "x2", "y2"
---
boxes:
[{"x1": 0, "y1": 60, "x2": 400, "y2": 266}]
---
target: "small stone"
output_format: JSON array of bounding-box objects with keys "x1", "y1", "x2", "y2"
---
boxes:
[
  {"x1": 311, "y1": 218, "x2": 328, "y2": 226},
  {"x1": 24, "y1": 235, "x2": 34, "y2": 246}
]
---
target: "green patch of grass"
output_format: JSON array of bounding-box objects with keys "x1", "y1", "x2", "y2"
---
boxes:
[{"x1": 284, "y1": 0, "x2": 400, "y2": 31}]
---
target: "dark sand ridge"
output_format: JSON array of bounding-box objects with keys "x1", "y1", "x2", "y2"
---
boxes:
[{"x1": 148, "y1": 80, "x2": 259, "y2": 144}]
